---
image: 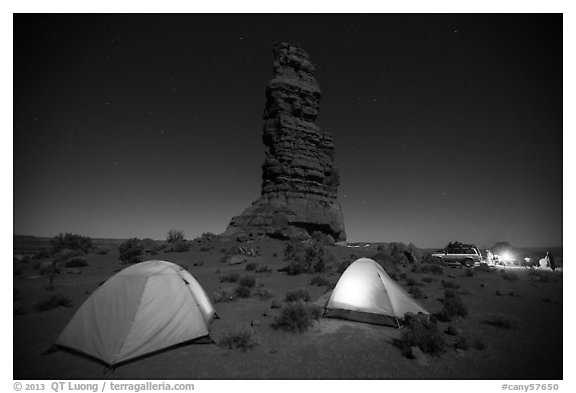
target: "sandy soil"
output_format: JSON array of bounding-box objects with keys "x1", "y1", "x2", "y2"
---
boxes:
[{"x1": 13, "y1": 237, "x2": 563, "y2": 379}]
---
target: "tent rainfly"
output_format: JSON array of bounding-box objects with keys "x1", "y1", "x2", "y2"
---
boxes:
[
  {"x1": 56, "y1": 260, "x2": 215, "y2": 366},
  {"x1": 317, "y1": 258, "x2": 429, "y2": 326}
]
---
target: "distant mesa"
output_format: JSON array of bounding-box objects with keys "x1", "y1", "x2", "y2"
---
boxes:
[{"x1": 223, "y1": 41, "x2": 346, "y2": 243}]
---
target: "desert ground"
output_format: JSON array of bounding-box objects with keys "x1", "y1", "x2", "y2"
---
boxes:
[{"x1": 13, "y1": 236, "x2": 562, "y2": 380}]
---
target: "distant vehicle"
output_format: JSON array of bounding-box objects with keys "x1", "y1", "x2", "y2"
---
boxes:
[{"x1": 431, "y1": 243, "x2": 484, "y2": 267}]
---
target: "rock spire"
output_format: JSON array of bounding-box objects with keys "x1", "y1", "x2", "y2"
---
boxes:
[{"x1": 224, "y1": 41, "x2": 346, "y2": 242}]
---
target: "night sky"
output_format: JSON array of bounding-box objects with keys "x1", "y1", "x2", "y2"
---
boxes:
[{"x1": 13, "y1": 14, "x2": 563, "y2": 248}]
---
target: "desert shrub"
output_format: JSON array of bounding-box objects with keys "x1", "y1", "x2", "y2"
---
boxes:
[
  {"x1": 422, "y1": 277, "x2": 436, "y2": 283},
  {"x1": 211, "y1": 288, "x2": 237, "y2": 303},
  {"x1": 238, "y1": 275, "x2": 257, "y2": 288},
  {"x1": 234, "y1": 285, "x2": 252, "y2": 298},
  {"x1": 200, "y1": 232, "x2": 216, "y2": 242},
  {"x1": 254, "y1": 286, "x2": 274, "y2": 300},
  {"x1": 501, "y1": 271, "x2": 519, "y2": 282},
  {"x1": 245, "y1": 262, "x2": 259, "y2": 271},
  {"x1": 437, "y1": 290, "x2": 468, "y2": 321},
  {"x1": 271, "y1": 302, "x2": 322, "y2": 332},
  {"x1": 310, "y1": 275, "x2": 331, "y2": 286},
  {"x1": 168, "y1": 240, "x2": 190, "y2": 253},
  {"x1": 408, "y1": 286, "x2": 425, "y2": 299},
  {"x1": 35, "y1": 294, "x2": 73, "y2": 312},
  {"x1": 283, "y1": 240, "x2": 334, "y2": 274},
  {"x1": 51, "y1": 233, "x2": 94, "y2": 254},
  {"x1": 167, "y1": 229, "x2": 185, "y2": 243},
  {"x1": 413, "y1": 264, "x2": 444, "y2": 275},
  {"x1": 256, "y1": 265, "x2": 272, "y2": 273},
  {"x1": 303, "y1": 240, "x2": 334, "y2": 273},
  {"x1": 284, "y1": 289, "x2": 311, "y2": 302},
  {"x1": 473, "y1": 338, "x2": 487, "y2": 350},
  {"x1": 482, "y1": 313, "x2": 519, "y2": 330},
  {"x1": 199, "y1": 245, "x2": 211, "y2": 252},
  {"x1": 270, "y1": 300, "x2": 281, "y2": 309},
  {"x1": 463, "y1": 269, "x2": 474, "y2": 277},
  {"x1": 217, "y1": 327, "x2": 258, "y2": 351},
  {"x1": 393, "y1": 314, "x2": 446, "y2": 357},
  {"x1": 454, "y1": 336, "x2": 470, "y2": 351},
  {"x1": 118, "y1": 238, "x2": 144, "y2": 264},
  {"x1": 220, "y1": 273, "x2": 240, "y2": 283},
  {"x1": 441, "y1": 280, "x2": 460, "y2": 290},
  {"x1": 64, "y1": 257, "x2": 88, "y2": 268}
]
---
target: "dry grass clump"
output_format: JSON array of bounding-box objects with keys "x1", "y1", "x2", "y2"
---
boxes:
[
  {"x1": 393, "y1": 314, "x2": 447, "y2": 357},
  {"x1": 245, "y1": 262, "x2": 259, "y2": 271},
  {"x1": 437, "y1": 290, "x2": 468, "y2": 321},
  {"x1": 238, "y1": 275, "x2": 257, "y2": 289},
  {"x1": 310, "y1": 275, "x2": 331, "y2": 287},
  {"x1": 211, "y1": 288, "x2": 237, "y2": 303},
  {"x1": 482, "y1": 313, "x2": 519, "y2": 330},
  {"x1": 271, "y1": 302, "x2": 322, "y2": 332},
  {"x1": 284, "y1": 289, "x2": 311, "y2": 302},
  {"x1": 256, "y1": 265, "x2": 272, "y2": 273},
  {"x1": 253, "y1": 286, "x2": 274, "y2": 300},
  {"x1": 234, "y1": 285, "x2": 252, "y2": 298},
  {"x1": 217, "y1": 327, "x2": 258, "y2": 351},
  {"x1": 220, "y1": 272, "x2": 240, "y2": 283}
]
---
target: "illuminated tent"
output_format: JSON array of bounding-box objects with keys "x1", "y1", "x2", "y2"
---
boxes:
[
  {"x1": 317, "y1": 258, "x2": 429, "y2": 326},
  {"x1": 56, "y1": 260, "x2": 215, "y2": 366}
]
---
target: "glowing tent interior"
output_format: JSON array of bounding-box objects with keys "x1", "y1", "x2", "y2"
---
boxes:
[{"x1": 317, "y1": 258, "x2": 429, "y2": 326}]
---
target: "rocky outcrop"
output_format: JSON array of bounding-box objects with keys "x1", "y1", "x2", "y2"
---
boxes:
[{"x1": 224, "y1": 41, "x2": 346, "y2": 242}]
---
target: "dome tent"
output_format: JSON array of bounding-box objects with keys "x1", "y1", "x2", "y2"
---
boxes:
[
  {"x1": 317, "y1": 258, "x2": 429, "y2": 326},
  {"x1": 56, "y1": 260, "x2": 215, "y2": 366}
]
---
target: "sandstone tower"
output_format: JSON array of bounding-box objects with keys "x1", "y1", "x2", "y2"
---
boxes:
[{"x1": 224, "y1": 41, "x2": 346, "y2": 242}]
